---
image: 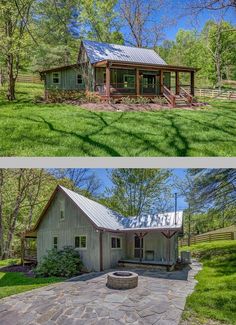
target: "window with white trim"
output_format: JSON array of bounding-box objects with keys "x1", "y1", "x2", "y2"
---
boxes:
[
  {"x1": 52, "y1": 72, "x2": 60, "y2": 84},
  {"x1": 111, "y1": 236, "x2": 121, "y2": 249},
  {"x1": 75, "y1": 236, "x2": 87, "y2": 249}
]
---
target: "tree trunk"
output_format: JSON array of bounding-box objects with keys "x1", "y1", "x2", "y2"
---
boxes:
[
  {"x1": 187, "y1": 205, "x2": 191, "y2": 247},
  {"x1": 7, "y1": 53, "x2": 16, "y2": 101}
]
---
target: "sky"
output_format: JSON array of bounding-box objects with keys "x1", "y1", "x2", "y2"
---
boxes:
[
  {"x1": 119, "y1": 0, "x2": 236, "y2": 44},
  {"x1": 164, "y1": 0, "x2": 236, "y2": 41},
  {"x1": 90, "y1": 168, "x2": 188, "y2": 211}
]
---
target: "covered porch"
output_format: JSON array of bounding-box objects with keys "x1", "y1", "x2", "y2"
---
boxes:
[
  {"x1": 119, "y1": 229, "x2": 179, "y2": 271},
  {"x1": 94, "y1": 60, "x2": 198, "y2": 106},
  {"x1": 20, "y1": 231, "x2": 37, "y2": 265}
]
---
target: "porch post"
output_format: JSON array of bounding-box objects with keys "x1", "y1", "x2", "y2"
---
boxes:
[
  {"x1": 136, "y1": 68, "x2": 140, "y2": 97},
  {"x1": 139, "y1": 233, "x2": 142, "y2": 262},
  {"x1": 175, "y1": 71, "x2": 180, "y2": 95},
  {"x1": 106, "y1": 62, "x2": 110, "y2": 100},
  {"x1": 160, "y1": 70, "x2": 164, "y2": 95},
  {"x1": 190, "y1": 71, "x2": 195, "y2": 96}
]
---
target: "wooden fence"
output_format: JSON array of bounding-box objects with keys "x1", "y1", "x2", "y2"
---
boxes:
[
  {"x1": 195, "y1": 88, "x2": 236, "y2": 100},
  {"x1": 16, "y1": 74, "x2": 42, "y2": 84},
  {"x1": 179, "y1": 231, "x2": 235, "y2": 247}
]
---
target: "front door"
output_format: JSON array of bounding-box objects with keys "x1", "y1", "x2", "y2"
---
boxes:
[
  {"x1": 142, "y1": 75, "x2": 156, "y2": 94},
  {"x1": 134, "y1": 235, "x2": 143, "y2": 259}
]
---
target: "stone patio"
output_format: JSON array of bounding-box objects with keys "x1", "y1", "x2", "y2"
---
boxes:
[{"x1": 0, "y1": 261, "x2": 201, "y2": 325}]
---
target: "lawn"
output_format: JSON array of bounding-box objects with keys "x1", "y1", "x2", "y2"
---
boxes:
[
  {"x1": 0, "y1": 83, "x2": 236, "y2": 156},
  {"x1": 0, "y1": 259, "x2": 64, "y2": 299},
  {"x1": 181, "y1": 240, "x2": 236, "y2": 325}
]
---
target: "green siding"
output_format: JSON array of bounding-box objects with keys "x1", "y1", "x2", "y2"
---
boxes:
[{"x1": 45, "y1": 67, "x2": 87, "y2": 91}]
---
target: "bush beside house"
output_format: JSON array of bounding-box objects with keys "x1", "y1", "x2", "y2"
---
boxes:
[{"x1": 35, "y1": 247, "x2": 83, "y2": 278}]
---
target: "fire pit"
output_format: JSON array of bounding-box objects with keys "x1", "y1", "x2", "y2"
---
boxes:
[{"x1": 107, "y1": 271, "x2": 138, "y2": 289}]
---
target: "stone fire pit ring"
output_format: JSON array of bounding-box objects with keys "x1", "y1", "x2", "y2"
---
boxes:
[{"x1": 107, "y1": 271, "x2": 138, "y2": 289}]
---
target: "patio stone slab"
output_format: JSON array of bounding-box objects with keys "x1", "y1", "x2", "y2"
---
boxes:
[{"x1": 0, "y1": 261, "x2": 201, "y2": 325}]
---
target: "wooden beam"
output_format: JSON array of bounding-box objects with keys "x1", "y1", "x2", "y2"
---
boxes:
[
  {"x1": 106, "y1": 62, "x2": 110, "y2": 100},
  {"x1": 175, "y1": 71, "x2": 180, "y2": 95},
  {"x1": 136, "y1": 68, "x2": 140, "y2": 96},
  {"x1": 191, "y1": 71, "x2": 195, "y2": 96},
  {"x1": 160, "y1": 70, "x2": 164, "y2": 95},
  {"x1": 99, "y1": 231, "x2": 103, "y2": 271}
]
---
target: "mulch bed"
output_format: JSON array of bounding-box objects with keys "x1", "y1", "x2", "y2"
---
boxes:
[
  {"x1": 0, "y1": 264, "x2": 35, "y2": 277},
  {"x1": 79, "y1": 102, "x2": 206, "y2": 112}
]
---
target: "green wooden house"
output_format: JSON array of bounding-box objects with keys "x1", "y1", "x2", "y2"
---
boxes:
[{"x1": 40, "y1": 40, "x2": 199, "y2": 106}]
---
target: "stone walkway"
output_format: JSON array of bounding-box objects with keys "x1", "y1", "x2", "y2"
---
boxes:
[{"x1": 0, "y1": 261, "x2": 201, "y2": 325}]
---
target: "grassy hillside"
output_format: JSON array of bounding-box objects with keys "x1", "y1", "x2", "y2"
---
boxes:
[
  {"x1": 0, "y1": 83, "x2": 236, "y2": 156},
  {"x1": 181, "y1": 241, "x2": 236, "y2": 325}
]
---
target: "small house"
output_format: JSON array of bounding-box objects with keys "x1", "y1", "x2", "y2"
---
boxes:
[
  {"x1": 40, "y1": 40, "x2": 199, "y2": 107},
  {"x1": 24, "y1": 186, "x2": 183, "y2": 272}
]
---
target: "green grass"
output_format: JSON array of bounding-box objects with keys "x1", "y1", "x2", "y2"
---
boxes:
[
  {"x1": 182, "y1": 240, "x2": 236, "y2": 325},
  {"x1": 0, "y1": 272, "x2": 64, "y2": 299},
  {"x1": 0, "y1": 83, "x2": 236, "y2": 156},
  {"x1": 0, "y1": 258, "x2": 20, "y2": 268}
]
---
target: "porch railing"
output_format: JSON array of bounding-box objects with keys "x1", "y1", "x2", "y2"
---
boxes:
[
  {"x1": 163, "y1": 85, "x2": 176, "y2": 107},
  {"x1": 95, "y1": 83, "x2": 158, "y2": 96},
  {"x1": 180, "y1": 86, "x2": 193, "y2": 105}
]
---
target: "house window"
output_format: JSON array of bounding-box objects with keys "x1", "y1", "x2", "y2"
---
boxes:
[
  {"x1": 77, "y1": 74, "x2": 83, "y2": 84},
  {"x1": 75, "y1": 236, "x2": 87, "y2": 249},
  {"x1": 111, "y1": 237, "x2": 121, "y2": 249},
  {"x1": 123, "y1": 74, "x2": 135, "y2": 88},
  {"x1": 60, "y1": 200, "x2": 65, "y2": 221},
  {"x1": 53, "y1": 237, "x2": 58, "y2": 249},
  {"x1": 52, "y1": 72, "x2": 60, "y2": 84}
]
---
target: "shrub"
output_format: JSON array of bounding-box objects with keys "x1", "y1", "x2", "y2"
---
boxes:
[
  {"x1": 35, "y1": 246, "x2": 83, "y2": 278},
  {"x1": 84, "y1": 91, "x2": 101, "y2": 103},
  {"x1": 46, "y1": 89, "x2": 86, "y2": 103},
  {"x1": 135, "y1": 96, "x2": 151, "y2": 104},
  {"x1": 120, "y1": 96, "x2": 136, "y2": 104},
  {"x1": 152, "y1": 96, "x2": 166, "y2": 105}
]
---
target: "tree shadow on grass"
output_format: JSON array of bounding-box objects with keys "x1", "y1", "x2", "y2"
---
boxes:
[{"x1": 23, "y1": 114, "x2": 125, "y2": 156}]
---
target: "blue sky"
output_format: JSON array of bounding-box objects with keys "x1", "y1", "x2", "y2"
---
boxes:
[
  {"x1": 91, "y1": 168, "x2": 187, "y2": 211},
  {"x1": 119, "y1": 0, "x2": 236, "y2": 44},
  {"x1": 164, "y1": 0, "x2": 236, "y2": 40}
]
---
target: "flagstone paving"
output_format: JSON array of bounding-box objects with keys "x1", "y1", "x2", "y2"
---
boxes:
[{"x1": 0, "y1": 261, "x2": 201, "y2": 325}]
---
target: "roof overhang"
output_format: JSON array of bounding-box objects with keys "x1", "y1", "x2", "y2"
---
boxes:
[
  {"x1": 39, "y1": 64, "x2": 81, "y2": 74},
  {"x1": 93, "y1": 59, "x2": 199, "y2": 72}
]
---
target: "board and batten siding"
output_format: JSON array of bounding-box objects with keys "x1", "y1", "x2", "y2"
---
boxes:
[
  {"x1": 45, "y1": 67, "x2": 86, "y2": 91},
  {"x1": 102, "y1": 232, "x2": 126, "y2": 270},
  {"x1": 37, "y1": 190, "x2": 100, "y2": 271}
]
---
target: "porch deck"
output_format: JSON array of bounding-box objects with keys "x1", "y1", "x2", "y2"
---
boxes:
[{"x1": 118, "y1": 259, "x2": 175, "y2": 271}]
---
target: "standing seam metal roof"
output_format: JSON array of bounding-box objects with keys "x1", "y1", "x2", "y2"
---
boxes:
[
  {"x1": 82, "y1": 40, "x2": 167, "y2": 66},
  {"x1": 60, "y1": 186, "x2": 183, "y2": 231}
]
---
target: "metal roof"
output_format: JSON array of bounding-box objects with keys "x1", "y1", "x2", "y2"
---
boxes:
[
  {"x1": 60, "y1": 186, "x2": 183, "y2": 231},
  {"x1": 82, "y1": 40, "x2": 167, "y2": 66}
]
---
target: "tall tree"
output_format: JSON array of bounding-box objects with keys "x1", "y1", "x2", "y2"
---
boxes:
[
  {"x1": 31, "y1": 0, "x2": 81, "y2": 70},
  {"x1": 80, "y1": 0, "x2": 123, "y2": 43},
  {"x1": 51, "y1": 168, "x2": 101, "y2": 197},
  {"x1": 0, "y1": 0, "x2": 34, "y2": 100},
  {"x1": 104, "y1": 169, "x2": 172, "y2": 216},
  {"x1": 185, "y1": 0, "x2": 236, "y2": 12},
  {"x1": 118, "y1": 0, "x2": 171, "y2": 47}
]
